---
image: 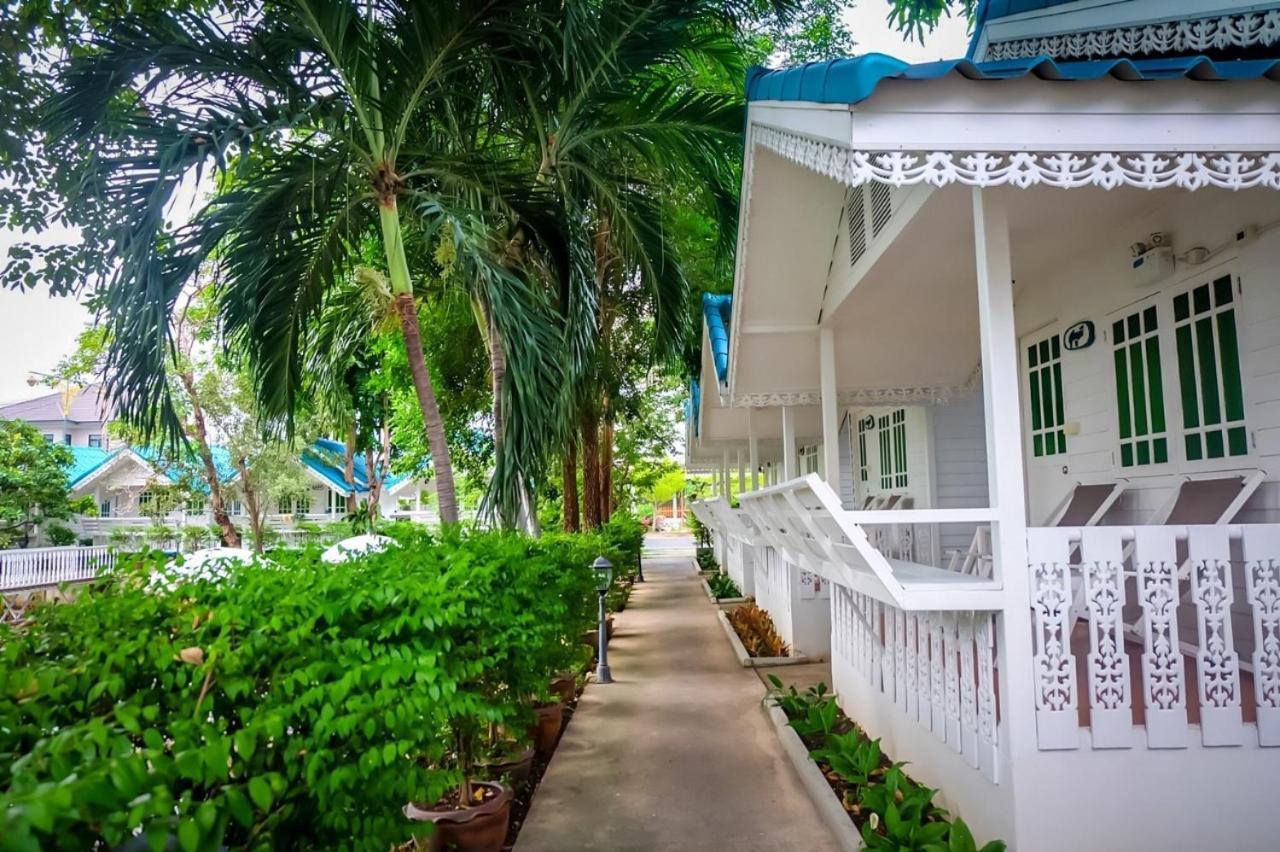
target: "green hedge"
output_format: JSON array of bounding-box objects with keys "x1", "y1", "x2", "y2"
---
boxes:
[{"x1": 0, "y1": 527, "x2": 598, "y2": 851}]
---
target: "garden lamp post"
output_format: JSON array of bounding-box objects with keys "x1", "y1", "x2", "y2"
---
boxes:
[{"x1": 592, "y1": 556, "x2": 614, "y2": 684}]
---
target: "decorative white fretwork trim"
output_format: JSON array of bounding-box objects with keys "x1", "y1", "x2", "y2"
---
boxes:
[
  {"x1": 754, "y1": 125, "x2": 1280, "y2": 191},
  {"x1": 986, "y1": 9, "x2": 1280, "y2": 61},
  {"x1": 731, "y1": 366, "x2": 980, "y2": 409}
]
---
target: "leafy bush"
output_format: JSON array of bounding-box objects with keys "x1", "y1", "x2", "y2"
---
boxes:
[
  {"x1": 727, "y1": 603, "x2": 788, "y2": 657},
  {"x1": 182, "y1": 525, "x2": 211, "y2": 552},
  {"x1": 686, "y1": 512, "x2": 710, "y2": 548},
  {"x1": 767, "y1": 677, "x2": 1005, "y2": 852},
  {"x1": 706, "y1": 572, "x2": 741, "y2": 600},
  {"x1": 695, "y1": 547, "x2": 717, "y2": 572},
  {"x1": 0, "y1": 528, "x2": 598, "y2": 850},
  {"x1": 600, "y1": 513, "x2": 645, "y2": 579},
  {"x1": 41, "y1": 522, "x2": 77, "y2": 547},
  {"x1": 108, "y1": 525, "x2": 138, "y2": 549}
]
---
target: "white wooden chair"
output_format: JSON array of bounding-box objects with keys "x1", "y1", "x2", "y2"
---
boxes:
[{"x1": 947, "y1": 480, "x2": 1128, "y2": 579}]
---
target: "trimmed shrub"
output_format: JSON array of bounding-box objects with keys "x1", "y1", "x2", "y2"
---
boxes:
[{"x1": 0, "y1": 527, "x2": 597, "y2": 850}]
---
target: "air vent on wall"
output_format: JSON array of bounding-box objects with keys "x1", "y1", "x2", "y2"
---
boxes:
[
  {"x1": 846, "y1": 187, "x2": 866, "y2": 267},
  {"x1": 870, "y1": 182, "x2": 892, "y2": 236}
]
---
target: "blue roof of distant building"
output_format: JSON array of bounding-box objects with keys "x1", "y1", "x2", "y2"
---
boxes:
[
  {"x1": 66, "y1": 446, "x2": 118, "y2": 487},
  {"x1": 302, "y1": 438, "x2": 409, "y2": 494},
  {"x1": 702, "y1": 293, "x2": 732, "y2": 386},
  {"x1": 746, "y1": 53, "x2": 1280, "y2": 105}
]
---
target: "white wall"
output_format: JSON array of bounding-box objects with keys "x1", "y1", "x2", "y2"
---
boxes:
[
  {"x1": 1012, "y1": 188, "x2": 1280, "y2": 524},
  {"x1": 928, "y1": 392, "x2": 990, "y2": 558}
]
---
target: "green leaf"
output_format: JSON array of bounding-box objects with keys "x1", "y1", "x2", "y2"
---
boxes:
[
  {"x1": 177, "y1": 818, "x2": 200, "y2": 852},
  {"x1": 248, "y1": 776, "x2": 273, "y2": 812}
]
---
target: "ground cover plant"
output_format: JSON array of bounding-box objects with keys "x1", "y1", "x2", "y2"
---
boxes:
[
  {"x1": 767, "y1": 677, "x2": 1005, "y2": 852},
  {"x1": 706, "y1": 572, "x2": 742, "y2": 600},
  {"x1": 695, "y1": 547, "x2": 718, "y2": 572},
  {"x1": 0, "y1": 527, "x2": 599, "y2": 851},
  {"x1": 727, "y1": 603, "x2": 788, "y2": 657}
]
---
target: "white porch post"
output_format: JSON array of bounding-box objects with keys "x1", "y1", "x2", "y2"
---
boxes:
[
  {"x1": 972, "y1": 188, "x2": 1036, "y2": 797},
  {"x1": 781, "y1": 406, "x2": 797, "y2": 480},
  {"x1": 737, "y1": 449, "x2": 745, "y2": 493},
  {"x1": 721, "y1": 448, "x2": 730, "y2": 499},
  {"x1": 819, "y1": 327, "x2": 840, "y2": 488},
  {"x1": 748, "y1": 410, "x2": 760, "y2": 491}
]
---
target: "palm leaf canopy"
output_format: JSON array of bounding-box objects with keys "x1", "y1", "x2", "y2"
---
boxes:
[{"x1": 40, "y1": 0, "x2": 547, "y2": 447}]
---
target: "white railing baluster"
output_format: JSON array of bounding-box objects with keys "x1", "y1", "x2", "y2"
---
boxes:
[
  {"x1": 1188, "y1": 527, "x2": 1243, "y2": 746},
  {"x1": 944, "y1": 612, "x2": 962, "y2": 752},
  {"x1": 1028, "y1": 527, "x2": 1079, "y2": 749},
  {"x1": 1134, "y1": 527, "x2": 1189, "y2": 748},
  {"x1": 976, "y1": 613, "x2": 999, "y2": 782},
  {"x1": 959, "y1": 613, "x2": 979, "y2": 767},
  {"x1": 1242, "y1": 527, "x2": 1280, "y2": 746},
  {"x1": 1080, "y1": 528, "x2": 1133, "y2": 748}
]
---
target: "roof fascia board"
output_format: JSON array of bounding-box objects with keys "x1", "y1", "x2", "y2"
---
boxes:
[{"x1": 823, "y1": 78, "x2": 1280, "y2": 152}]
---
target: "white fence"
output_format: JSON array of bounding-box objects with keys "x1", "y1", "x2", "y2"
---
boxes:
[{"x1": 0, "y1": 546, "x2": 116, "y2": 591}]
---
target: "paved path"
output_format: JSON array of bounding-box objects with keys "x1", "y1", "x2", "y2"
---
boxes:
[{"x1": 515, "y1": 557, "x2": 840, "y2": 852}]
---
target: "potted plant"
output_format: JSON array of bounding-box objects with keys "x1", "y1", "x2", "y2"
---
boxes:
[{"x1": 404, "y1": 715, "x2": 513, "y2": 852}]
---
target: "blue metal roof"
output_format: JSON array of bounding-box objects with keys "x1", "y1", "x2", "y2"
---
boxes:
[
  {"x1": 687, "y1": 379, "x2": 700, "y2": 439},
  {"x1": 702, "y1": 293, "x2": 732, "y2": 386},
  {"x1": 66, "y1": 447, "x2": 117, "y2": 487},
  {"x1": 302, "y1": 438, "x2": 409, "y2": 494},
  {"x1": 746, "y1": 54, "x2": 1280, "y2": 105}
]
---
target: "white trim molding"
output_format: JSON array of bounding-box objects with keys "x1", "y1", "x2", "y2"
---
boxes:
[
  {"x1": 732, "y1": 383, "x2": 978, "y2": 409},
  {"x1": 754, "y1": 125, "x2": 1280, "y2": 191},
  {"x1": 987, "y1": 8, "x2": 1280, "y2": 61}
]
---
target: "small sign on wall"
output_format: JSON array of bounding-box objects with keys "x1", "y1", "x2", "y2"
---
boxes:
[{"x1": 1064, "y1": 320, "x2": 1095, "y2": 351}]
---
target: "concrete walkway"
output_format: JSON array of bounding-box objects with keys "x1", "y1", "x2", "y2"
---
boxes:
[{"x1": 515, "y1": 555, "x2": 841, "y2": 852}]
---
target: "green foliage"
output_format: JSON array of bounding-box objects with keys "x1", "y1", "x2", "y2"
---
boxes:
[
  {"x1": 887, "y1": 0, "x2": 978, "y2": 43},
  {"x1": 41, "y1": 522, "x2": 77, "y2": 547},
  {"x1": 695, "y1": 547, "x2": 718, "y2": 571},
  {"x1": 767, "y1": 678, "x2": 1005, "y2": 852},
  {"x1": 0, "y1": 419, "x2": 84, "y2": 548},
  {"x1": 0, "y1": 528, "x2": 600, "y2": 850},
  {"x1": 706, "y1": 571, "x2": 742, "y2": 600}
]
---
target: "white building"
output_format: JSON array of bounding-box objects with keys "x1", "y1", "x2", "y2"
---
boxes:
[
  {"x1": 0, "y1": 382, "x2": 115, "y2": 448},
  {"x1": 689, "y1": 2, "x2": 1280, "y2": 849}
]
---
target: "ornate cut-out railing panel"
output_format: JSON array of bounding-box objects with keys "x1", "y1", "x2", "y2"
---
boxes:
[{"x1": 1027, "y1": 525, "x2": 1280, "y2": 751}]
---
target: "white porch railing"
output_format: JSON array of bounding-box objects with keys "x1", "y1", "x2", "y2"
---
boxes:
[
  {"x1": 0, "y1": 546, "x2": 116, "y2": 591},
  {"x1": 1027, "y1": 524, "x2": 1280, "y2": 750},
  {"x1": 697, "y1": 475, "x2": 1280, "y2": 849}
]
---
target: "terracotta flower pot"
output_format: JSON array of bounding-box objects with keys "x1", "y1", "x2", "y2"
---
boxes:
[
  {"x1": 404, "y1": 781, "x2": 512, "y2": 852},
  {"x1": 476, "y1": 746, "x2": 536, "y2": 789},
  {"x1": 528, "y1": 702, "x2": 564, "y2": 757},
  {"x1": 550, "y1": 673, "x2": 576, "y2": 704}
]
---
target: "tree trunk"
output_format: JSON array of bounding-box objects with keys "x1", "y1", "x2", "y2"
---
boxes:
[
  {"x1": 486, "y1": 302, "x2": 506, "y2": 467},
  {"x1": 393, "y1": 293, "x2": 459, "y2": 525},
  {"x1": 378, "y1": 191, "x2": 458, "y2": 525},
  {"x1": 237, "y1": 465, "x2": 262, "y2": 553},
  {"x1": 581, "y1": 409, "x2": 601, "y2": 530},
  {"x1": 344, "y1": 423, "x2": 358, "y2": 509},
  {"x1": 563, "y1": 440, "x2": 580, "y2": 532},
  {"x1": 179, "y1": 371, "x2": 239, "y2": 548},
  {"x1": 600, "y1": 416, "x2": 614, "y2": 521}
]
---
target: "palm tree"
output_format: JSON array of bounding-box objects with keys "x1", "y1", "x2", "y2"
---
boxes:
[
  {"x1": 41, "y1": 0, "x2": 542, "y2": 525},
  {"x1": 499, "y1": 0, "x2": 778, "y2": 528}
]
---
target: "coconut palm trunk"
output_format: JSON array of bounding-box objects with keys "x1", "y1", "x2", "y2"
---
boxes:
[
  {"x1": 563, "y1": 439, "x2": 580, "y2": 532},
  {"x1": 379, "y1": 195, "x2": 460, "y2": 525},
  {"x1": 580, "y1": 408, "x2": 601, "y2": 530}
]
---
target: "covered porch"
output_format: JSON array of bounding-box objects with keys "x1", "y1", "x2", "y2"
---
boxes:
[{"x1": 687, "y1": 59, "x2": 1280, "y2": 851}]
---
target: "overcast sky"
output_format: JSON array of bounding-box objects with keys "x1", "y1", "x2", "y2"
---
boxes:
[{"x1": 0, "y1": 5, "x2": 971, "y2": 404}]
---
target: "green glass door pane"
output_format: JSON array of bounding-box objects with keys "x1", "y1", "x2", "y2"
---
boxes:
[
  {"x1": 1114, "y1": 348, "x2": 1132, "y2": 439},
  {"x1": 1217, "y1": 310, "x2": 1244, "y2": 422},
  {"x1": 1129, "y1": 341, "x2": 1148, "y2": 437},
  {"x1": 1176, "y1": 325, "x2": 1199, "y2": 429},
  {"x1": 1195, "y1": 316, "x2": 1221, "y2": 427}
]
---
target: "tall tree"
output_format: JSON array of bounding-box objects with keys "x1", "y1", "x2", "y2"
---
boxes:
[{"x1": 25, "y1": 0, "x2": 551, "y2": 525}]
